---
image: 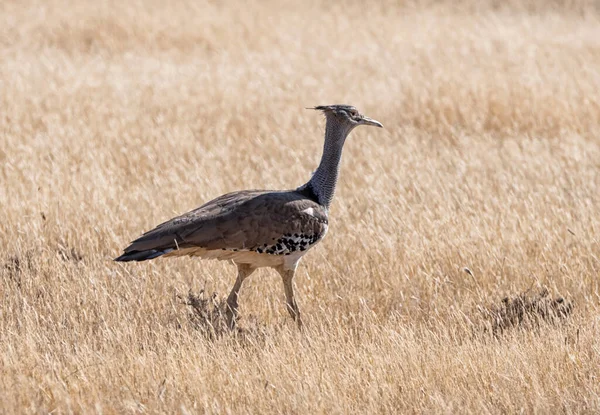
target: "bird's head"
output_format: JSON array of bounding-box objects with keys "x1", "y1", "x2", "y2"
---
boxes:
[{"x1": 311, "y1": 105, "x2": 383, "y2": 132}]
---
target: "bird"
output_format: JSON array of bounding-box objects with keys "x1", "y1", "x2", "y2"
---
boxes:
[{"x1": 115, "y1": 105, "x2": 383, "y2": 328}]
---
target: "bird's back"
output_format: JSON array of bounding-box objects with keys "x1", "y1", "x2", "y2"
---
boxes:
[{"x1": 115, "y1": 189, "x2": 328, "y2": 266}]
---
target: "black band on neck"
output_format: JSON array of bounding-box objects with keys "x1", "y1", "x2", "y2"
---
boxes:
[{"x1": 296, "y1": 182, "x2": 321, "y2": 204}]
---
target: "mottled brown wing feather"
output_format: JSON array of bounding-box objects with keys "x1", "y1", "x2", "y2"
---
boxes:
[{"x1": 123, "y1": 190, "x2": 328, "y2": 254}]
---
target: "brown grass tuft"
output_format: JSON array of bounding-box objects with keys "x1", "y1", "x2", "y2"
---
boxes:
[
  {"x1": 178, "y1": 289, "x2": 229, "y2": 338},
  {"x1": 482, "y1": 287, "x2": 574, "y2": 335}
]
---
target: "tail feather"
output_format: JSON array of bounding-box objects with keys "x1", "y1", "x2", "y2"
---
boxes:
[{"x1": 114, "y1": 248, "x2": 173, "y2": 262}]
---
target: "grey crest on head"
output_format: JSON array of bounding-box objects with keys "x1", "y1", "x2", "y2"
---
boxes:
[{"x1": 309, "y1": 105, "x2": 384, "y2": 129}]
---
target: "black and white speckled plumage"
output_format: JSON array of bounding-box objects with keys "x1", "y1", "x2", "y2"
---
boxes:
[{"x1": 255, "y1": 232, "x2": 324, "y2": 255}]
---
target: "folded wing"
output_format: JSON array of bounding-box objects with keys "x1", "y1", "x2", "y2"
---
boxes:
[{"x1": 115, "y1": 190, "x2": 328, "y2": 262}]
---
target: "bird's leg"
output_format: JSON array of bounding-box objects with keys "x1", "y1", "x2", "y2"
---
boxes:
[
  {"x1": 277, "y1": 267, "x2": 302, "y2": 328},
  {"x1": 225, "y1": 263, "x2": 255, "y2": 329}
]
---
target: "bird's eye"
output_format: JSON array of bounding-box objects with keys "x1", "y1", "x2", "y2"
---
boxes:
[{"x1": 349, "y1": 110, "x2": 359, "y2": 118}]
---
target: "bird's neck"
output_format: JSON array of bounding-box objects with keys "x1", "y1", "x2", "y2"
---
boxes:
[{"x1": 301, "y1": 120, "x2": 350, "y2": 209}]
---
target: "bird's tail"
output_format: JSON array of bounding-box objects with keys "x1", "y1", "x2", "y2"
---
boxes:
[{"x1": 114, "y1": 248, "x2": 173, "y2": 262}]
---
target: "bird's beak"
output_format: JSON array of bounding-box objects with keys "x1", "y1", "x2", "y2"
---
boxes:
[{"x1": 360, "y1": 116, "x2": 383, "y2": 128}]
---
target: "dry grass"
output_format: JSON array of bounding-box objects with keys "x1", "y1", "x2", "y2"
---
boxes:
[{"x1": 2, "y1": 0, "x2": 600, "y2": 413}]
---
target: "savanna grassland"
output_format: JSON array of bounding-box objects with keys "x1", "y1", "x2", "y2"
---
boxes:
[{"x1": 1, "y1": 0, "x2": 600, "y2": 413}]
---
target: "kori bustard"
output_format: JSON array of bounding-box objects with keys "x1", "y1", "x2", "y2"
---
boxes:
[{"x1": 115, "y1": 105, "x2": 383, "y2": 328}]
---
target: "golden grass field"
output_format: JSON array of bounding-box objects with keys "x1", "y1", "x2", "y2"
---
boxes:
[{"x1": 2, "y1": 0, "x2": 600, "y2": 412}]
